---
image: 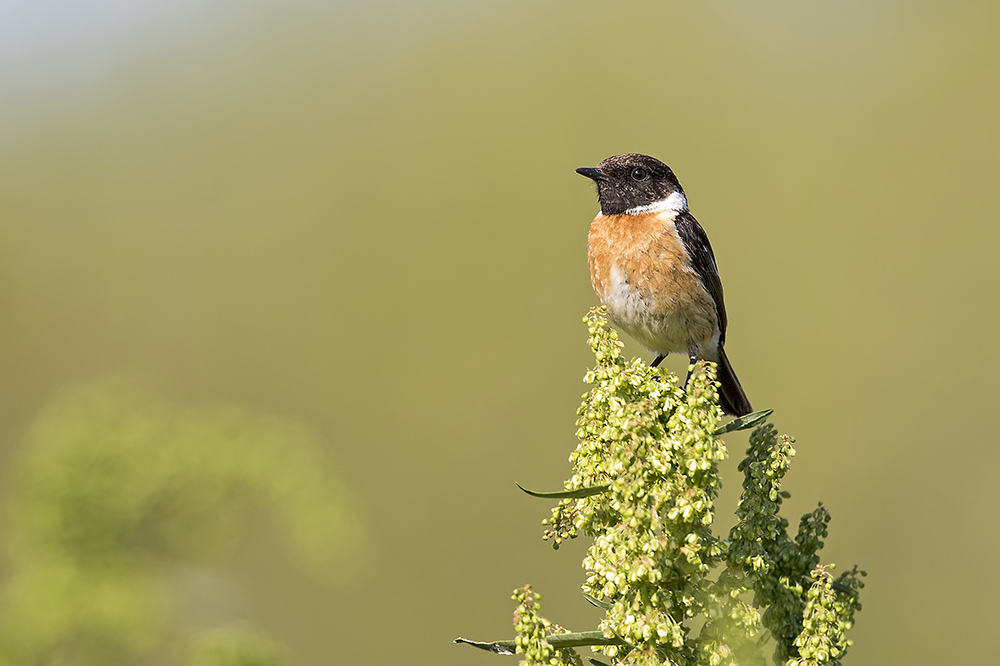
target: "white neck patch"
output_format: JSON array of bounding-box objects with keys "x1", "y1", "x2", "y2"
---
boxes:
[{"x1": 623, "y1": 191, "x2": 688, "y2": 217}]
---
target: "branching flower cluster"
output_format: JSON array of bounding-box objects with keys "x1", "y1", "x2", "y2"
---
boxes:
[
  {"x1": 457, "y1": 308, "x2": 865, "y2": 666},
  {"x1": 512, "y1": 586, "x2": 583, "y2": 666}
]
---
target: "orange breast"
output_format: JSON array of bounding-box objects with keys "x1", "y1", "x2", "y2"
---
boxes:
[{"x1": 587, "y1": 211, "x2": 718, "y2": 354}]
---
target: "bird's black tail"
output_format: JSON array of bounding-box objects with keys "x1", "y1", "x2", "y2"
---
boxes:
[{"x1": 716, "y1": 347, "x2": 752, "y2": 417}]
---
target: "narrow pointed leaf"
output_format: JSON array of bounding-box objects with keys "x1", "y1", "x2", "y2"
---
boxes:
[
  {"x1": 712, "y1": 409, "x2": 773, "y2": 436},
  {"x1": 455, "y1": 631, "x2": 622, "y2": 653},
  {"x1": 546, "y1": 631, "x2": 622, "y2": 648},
  {"x1": 588, "y1": 659, "x2": 612, "y2": 666},
  {"x1": 516, "y1": 482, "x2": 610, "y2": 499},
  {"x1": 583, "y1": 592, "x2": 612, "y2": 610},
  {"x1": 453, "y1": 637, "x2": 516, "y2": 655}
]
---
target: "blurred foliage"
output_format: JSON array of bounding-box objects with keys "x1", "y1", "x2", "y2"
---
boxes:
[
  {"x1": 0, "y1": 380, "x2": 362, "y2": 666},
  {"x1": 462, "y1": 309, "x2": 863, "y2": 666},
  {"x1": 188, "y1": 626, "x2": 288, "y2": 666}
]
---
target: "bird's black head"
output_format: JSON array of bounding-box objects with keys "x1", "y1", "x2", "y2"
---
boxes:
[{"x1": 576, "y1": 153, "x2": 685, "y2": 216}]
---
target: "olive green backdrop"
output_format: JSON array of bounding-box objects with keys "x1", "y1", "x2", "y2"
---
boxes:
[{"x1": 1, "y1": 1, "x2": 998, "y2": 664}]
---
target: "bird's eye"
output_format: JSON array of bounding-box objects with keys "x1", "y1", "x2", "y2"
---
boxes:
[{"x1": 631, "y1": 167, "x2": 648, "y2": 181}]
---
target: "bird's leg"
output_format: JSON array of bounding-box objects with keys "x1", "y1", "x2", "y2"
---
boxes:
[
  {"x1": 650, "y1": 354, "x2": 667, "y2": 368},
  {"x1": 684, "y1": 347, "x2": 699, "y2": 389}
]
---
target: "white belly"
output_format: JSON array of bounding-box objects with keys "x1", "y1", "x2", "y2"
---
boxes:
[{"x1": 601, "y1": 264, "x2": 720, "y2": 358}]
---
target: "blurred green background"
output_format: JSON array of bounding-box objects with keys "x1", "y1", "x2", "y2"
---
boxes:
[{"x1": 1, "y1": 0, "x2": 998, "y2": 664}]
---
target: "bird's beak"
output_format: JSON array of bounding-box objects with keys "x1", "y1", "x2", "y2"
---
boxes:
[{"x1": 575, "y1": 167, "x2": 610, "y2": 182}]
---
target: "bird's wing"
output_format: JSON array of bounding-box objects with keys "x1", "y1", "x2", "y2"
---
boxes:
[{"x1": 674, "y1": 212, "x2": 728, "y2": 344}]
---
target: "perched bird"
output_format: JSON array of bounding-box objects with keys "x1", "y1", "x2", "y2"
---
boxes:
[{"x1": 576, "y1": 153, "x2": 752, "y2": 416}]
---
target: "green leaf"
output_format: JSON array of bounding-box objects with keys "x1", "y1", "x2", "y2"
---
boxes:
[
  {"x1": 545, "y1": 632, "x2": 622, "y2": 648},
  {"x1": 453, "y1": 637, "x2": 516, "y2": 655},
  {"x1": 712, "y1": 409, "x2": 773, "y2": 436},
  {"x1": 516, "y1": 482, "x2": 610, "y2": 499},
  {"x1": 583, "y1": 592, "x2": 612, "y2": 610},
  {"x1": 454, "y1": 631, "x2": 622, "y2": 653}
]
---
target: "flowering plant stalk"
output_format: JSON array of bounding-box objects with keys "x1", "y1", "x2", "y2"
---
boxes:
[{"x1": 456, "y1": 308, "x2": 864, "y2": 666}]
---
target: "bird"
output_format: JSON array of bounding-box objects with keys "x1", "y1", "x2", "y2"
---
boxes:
[{"x1": 576, "y1": 153, "x2": 752, "y2": 416}]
